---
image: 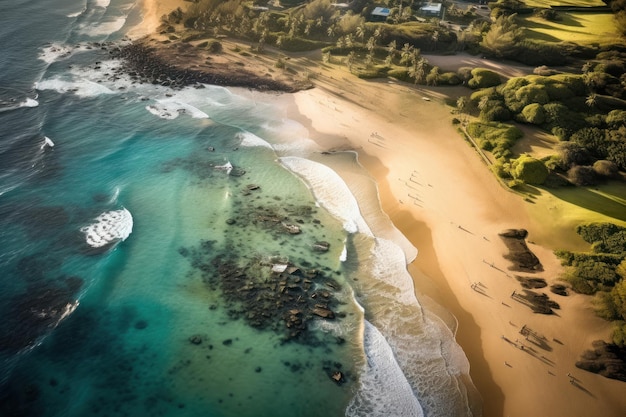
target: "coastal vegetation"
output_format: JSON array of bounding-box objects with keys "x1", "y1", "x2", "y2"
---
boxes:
[{"x1": 556, "y1": 223, "x2": 626, "y2": 350}]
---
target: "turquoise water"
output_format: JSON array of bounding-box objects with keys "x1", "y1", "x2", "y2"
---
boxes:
[{"x1": 0, "y1": 1, "x2": 477, "y2": 416}]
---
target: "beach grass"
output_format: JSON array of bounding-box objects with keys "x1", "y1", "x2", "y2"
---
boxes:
[{"x1": 520, "y1": 12, "x2": 621, "y2": 45}]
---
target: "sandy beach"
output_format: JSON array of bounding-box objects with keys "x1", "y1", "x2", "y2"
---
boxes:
[
  {"x1": 130, "y1": 1, "x2": 626, "y2": 416},
  {"x1": 286, "y1": 71, "x2": 626, "y2": 417}
]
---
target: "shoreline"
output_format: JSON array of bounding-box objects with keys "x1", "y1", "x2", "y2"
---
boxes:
[{"x1": 128, "y1": 1, "x2": 626, "y2": 416}]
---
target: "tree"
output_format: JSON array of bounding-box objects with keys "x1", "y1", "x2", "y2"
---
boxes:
[
  {"x1": 346, "y1": 51, "x2": 355, "y2": 71},
  {"x1": 400, "y1": 43, "x2": 414, "y2": 66},
  {"x1": 426, "y1": 66, "x2": 441, "y2": 86},
  {"x1": 480, "y1": 14, "x2": 523, "y2": 58},
  {"x1": 457, "y1": 96, "x2": 469, "y2": 124},
  {"x1": 557, "y1": 141, "x2": 593, "y2": 169},
  {"x1": 586, "y1": 93, "x2": 598, "y2": 108}
]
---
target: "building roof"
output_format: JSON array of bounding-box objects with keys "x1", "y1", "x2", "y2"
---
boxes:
[
  {"x1": 420, "y1": 3, "x2": 442, "y2": 13},
  {"x1": 371, "y1": 7, "x2": 391, "y2": 17}
]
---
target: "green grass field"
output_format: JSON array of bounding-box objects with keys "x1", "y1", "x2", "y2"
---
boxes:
[
  {"x1": 526, "y1": 181, "x2": 626, "y2": 251},
  {"x1": 521, "y1": 12, "x2": 621, "y2": 46}
]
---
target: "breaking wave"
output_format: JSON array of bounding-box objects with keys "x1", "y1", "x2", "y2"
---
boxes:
[{"x1": 80, "y1": 208, "x2": 133, "y2": 248}]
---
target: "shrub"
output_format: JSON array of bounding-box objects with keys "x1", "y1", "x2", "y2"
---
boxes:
[
  {"x1": 520, "y1": 103, "x2": 545, "y2": 124},
  {"x1": 468, "y1": 68, "x2": 502, "y2": 89},
  {"x1": 568, "y1": 165, "x2": 599, "y2": 186},
  {"x1": 480, "y1": 102, "x2": 511, "y2": 122},
  {"x1": 516, "y1": 84, "x2": 549, "y2": 106},
  {"x1": 467, "y1": 121, "x2": 522, "y2": 159},
  {"x1": 439, "y1": 72, "x2": 462, "y2": 85},
  {"x1": 511, "y1": 154, "x2": 549, "y2": 185},
  {"x1": 544, "y1": 83, "x2": 575, "y2": 101},
  {"x1": 606, "y1": 110, "x2": 626, "y2": 127},
  {"x1": 593, "y1": 160, "x2": 619, "y2": 178},
  {"x1": 557, "y1": 142, "x2": 594, "y2": 169},
  {"x1": 612, "y1": 321, "x2": 626, "y2": 347}
]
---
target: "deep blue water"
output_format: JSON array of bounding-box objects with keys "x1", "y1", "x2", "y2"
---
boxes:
[{"x1": 0, "y1": 1, "x2": 476, "y2": 416}]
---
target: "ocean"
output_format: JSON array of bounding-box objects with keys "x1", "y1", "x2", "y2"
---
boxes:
[{"x1": 0, "y1": 1, "x2": 477, "y2": 416}]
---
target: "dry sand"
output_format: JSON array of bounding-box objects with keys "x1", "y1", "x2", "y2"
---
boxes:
[
  {"x1": 130, "y1": 1, "x2": 626, "y2": 416},
  {"x1": 285, "y1": 68, "x2": 626, "y2": 417}
]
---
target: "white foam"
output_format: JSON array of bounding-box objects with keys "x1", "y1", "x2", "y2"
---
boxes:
[
  {"x1": 79, "y1": 16, "x2": 126, "y2": 37},
  {"x1": 357, "y1": 236, "x2": 474, "y2": 417},
  {"x1": 81, "y1": 208, "x2": 133, "y2": 248},
  {"x1": 35, "y1": 78, "x2": 115, "y2": 98},
  {"x1": 146, "y1": 99, "x2": 209, "y2": 120},
  {"x1": 237, "y1": 131, "x2": 273, "y2": 149},
  {"x1": 67, "y1": 8, "x2": 86, "y2": 18},
  {"x1": 94, "y1": 0, "x2": 111, "y2": 8},
  {"x1": 279, "y1": 157, "x2": 371, "y2": 235},
  {"x1": 347, "y1": 321, "x2": 424, "y2": 417},
  {"x1": 41, "y1": 136, "x2": 55, "y2": 150},
  {"x1": 57, "y1": 301, "x2": 79, "y2": 324},
  {"x1": 23, "y1": 98, "x2": 39, "y2": 107},
  {"x1": 214, "y1": 161, "x2": 233, "y2": 174},
  {"x1": 38, "y1": 43, "x2": 74, "y2": 64}
]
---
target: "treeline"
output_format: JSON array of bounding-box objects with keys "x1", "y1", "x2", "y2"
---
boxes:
[
  {"x1": 456, "y1": 55, "x2": 626, "y2": 188},
  {"x1": 555, "y1": 223, "x2": 626, "y2": 347}
]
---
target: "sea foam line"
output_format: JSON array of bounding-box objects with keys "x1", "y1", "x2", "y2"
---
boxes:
[
  {"x1": 346, "y1": 320, "x2": 424, "y2": 417},
  {"x1": 279, "y1": 156, "x2": 371, "y2": 235}
]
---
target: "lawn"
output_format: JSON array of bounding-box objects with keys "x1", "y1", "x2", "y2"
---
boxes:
[{"x1": 520, "y1": 12, "x2": 621, "y2": 45}]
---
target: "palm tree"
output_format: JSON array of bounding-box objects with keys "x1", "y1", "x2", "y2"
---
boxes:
[
  {"x1": 456, "y1": 96, "x2": 469, "y2": 124},
  {"x1": 346, "y1": 51, "x2": 356, "y2": 71},
  {"x1": 400, "y1": 43, "x2": 414, "y2": 66},
  {"x1": 327, "y1": 25, "x2": 335, "y2": 39},
  {"x1": 356, "y1": 25, "x2": 365, "y2": 43},
  {"x1": 586, "y1": 93, "x2": 598, "y2": 108},
  {"x1": 366, "y1": 36, "x2": 376, "y2": 54}
]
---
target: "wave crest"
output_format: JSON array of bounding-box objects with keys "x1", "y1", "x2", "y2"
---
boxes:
[{"x1": 81, "y1": 208, "x2": 133, "y2": 248}]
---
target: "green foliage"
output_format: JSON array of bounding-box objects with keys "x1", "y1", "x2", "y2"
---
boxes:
[
  {"x1": 607, "y1": 110, "x2": 626, "y2": 127},
  {"x1": 510, "y1": 154, "x2": 549, "y2": 184},
  {"x1": 467, "y1": 68, "x2": 502, "y2": 89},
  {"x1": 480, "y1": 14, "x2": 524, "y2": 58},
  {"x1": 479, "y1": 100, "x2": 512, "y2": 122},
  {"x1": 567, "y1": 165, "x2": 599, "y2": 186},
  {"x1": 576, "y1": 223, "x2": 626, "y2": 254},
  {"x1": 439, "y1": 72, "x2": 461, "y2": 86},
  {"x1": 556, "y1": 141, "x2": 593, "y2": 169},
  {"x1": 466, "y1": 121, "x2": 522, "y2": 160},
  {"x1": 612, "y1": 320, "x2": 626, "y2": 347},
  {"x1": 520, "y1": 103, "x2": 545, "y2": 124},
  {"x1": 593, "y1": 159, "x2": 619, "y2": 178}
]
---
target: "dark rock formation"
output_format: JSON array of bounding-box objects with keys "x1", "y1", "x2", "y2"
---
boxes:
[{"x1": 111, "y1": 39, "x2": 298, "y2": 92}]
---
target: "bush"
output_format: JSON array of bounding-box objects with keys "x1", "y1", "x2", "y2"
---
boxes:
[
  {"x1": 557, "y1": 141, "x2": 594, "y2": 169},
  {"x1": 516, "y1": 84, "x2": 550, "y2": 106},
  {"x1": 607, "y1": 110, "x2": 626, "y2": 127},
  {"x1": 544, "y1": 83, "x2": 575, "y2": 101},
  {"x1": 439, "y1": 72, "x2": 462, "y2": 85},
  {"x1": 468, "y1": 68, "x2": 502, "y2": 89},
  {"x1": 568, "y1": 165, "x2": 599, "y2": 186},
  {"x1": 511, "y1": 154, "x2": 549, "y2": 185},
  {"x1": 467, "y1": 121, "x2": 522, "y2": 159},
  {"x1": 520, "y1": 103, "x2": 545, "y2": 124},
  {"x1": 480, "y1": 102, "x2": 511, "y2": 122},
  {"x1": 593, "y1": 160, "x2": 619, "y2": 178}
]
